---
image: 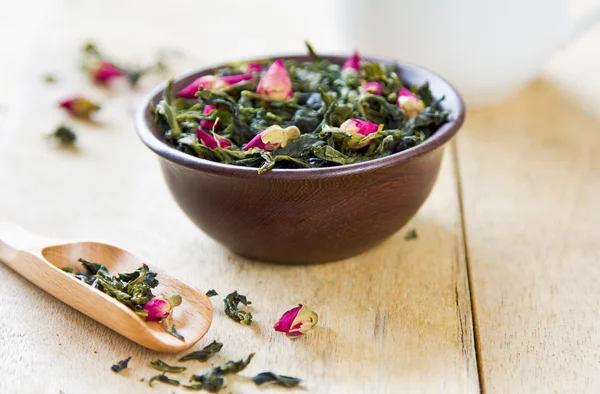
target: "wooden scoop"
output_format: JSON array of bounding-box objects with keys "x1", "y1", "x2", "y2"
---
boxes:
[{"x1": 0, "y1": 221, "x2": 212, "y2": 353}]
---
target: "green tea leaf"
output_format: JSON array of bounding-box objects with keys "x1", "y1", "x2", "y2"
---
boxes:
[
  {"x1": 181, "y1": 383, "x2": 204, "y2": 391},
  {"x1": 148, "y1": 374, "x2": 180, "y2": 387},
  {"x1": 189, "y1": 371, "x2": 224, "y2": 393},
  {"x1": 149, "y1": 360, "x2": 187, "y2": 373},
  {"x1": 190, "y1": 354, "x2": 255, "y2": 392},
  {"x1": 179, "y1": 341, "x2": 223, "y2": 362},
  {"x1": 205, "y1": 289, "x2": 218, "y2": 297},
  {"x1": 167, "y1": 322, "x2": 185, "y2": 341},
  {"x1": 223, "y1": 291, "x2": 253, "y2": 325},
  {"x1": 404, "y1": 228, "x2": 418, "y2": 240},
  {"x1": 111, "y1": 356, "x2": 131, "y2": 373},
  {"x1": 252, "y1": 372, "x2": 302, "y2": 388},
  {"x1": 212, "y1": 353, "x2": 255, "y2": 375}
]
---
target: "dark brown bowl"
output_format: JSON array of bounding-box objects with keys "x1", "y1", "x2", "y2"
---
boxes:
[{"x1": 135, "y1": 55, "x2": 465, "y2": 264}]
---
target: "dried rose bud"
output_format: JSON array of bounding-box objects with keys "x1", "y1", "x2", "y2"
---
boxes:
[
  {"x1": 361, "y1": 81, "x2": 383, "y2": 95},
  {"x1": 342, "y1": 51, "x2": 361, "y2": 72},
  {"x1": 59, "y1": 96, "x2": 101, "y2": 118},
  {"x1": 274, "y1": 304, "x2": 318, "y2": 337},
  {"x1": 89, "y1": 61, "x2": 123, "y2": 83},
  {"x1": 196, "y1": 128, "x2": 231, "y2": 149},
  {"x1": 199, "y1": 105, "x2": 219, "y2": 131},
  {"x1": 340, "y1": 118, "x2": 380, "y2": 148},
  {"x1": 213, "y1": 73, "x2": 253, "y2": 90},
  {"x1": 242, "y1": 125, "x2": 300, "y2": 151},
  {"x1": 397, "y1": 87, "x2": 425, "y2": 118},
  {"x1": 177, "y1": 75, "x2": 218, "y2": 98},
  {"x1": 142, "y1": 297, "x2": 171, "y2": 321},
  {"x1": 245, "y1": 62, "x2": 263, "y2": 75},
  {"x1": 256, "y1": 59, "x2": 292, "y2": 101}
]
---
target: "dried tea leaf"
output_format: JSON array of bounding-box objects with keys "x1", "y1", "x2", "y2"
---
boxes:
[
  {"x1": 179, "y1": 341, "x2": 223, "y2": 362},
  {"x1": 211, "y1": 353, "x2": 255, "y2": 375},
  {"x1": 150, "y1": 360, "x2": 186, "y2": 373},
  {"x1": 48, "y1": 125, "x2": 77, "y2": 147},
  {"x1": 189, "y1": 372, "x2": 224, "y2": 393},
  {"x1": 148, "y1": 374, "x2": 180, "y2": 387},
  {"x1": 223, "y1": 291, "x2": 253, "y2": 325},
  {"x1": 404, "y1": 228, "x2": 418, "y2": 240},
  {"x1": 252, "y1": 372, "x2": 302, "y2": 388},
  {"x1": 111, "y1": 356, "x2": 131, "y2": 373},
  {"x1": 190, "y1": 354, "x2": 254, "y2": 392},
  {"x1": 205, "y1": 289, "x2": 218, "y2": 297},
  {"x1": 167, "y1": 321, "x2": 185, "y2": 341},
  {"x1": 181, "y1": 383, "x2": 204, "y2": 391},
  {"x1": 43, "y1": 73, "x2": 57, "y2": 84}
]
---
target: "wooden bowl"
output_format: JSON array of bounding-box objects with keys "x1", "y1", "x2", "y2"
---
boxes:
[{"x1": 135, "y1": 55, "x2": 465, "y2": 264}]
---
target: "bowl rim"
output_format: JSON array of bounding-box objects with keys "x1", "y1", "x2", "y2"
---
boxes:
[{"x1": 135, "y1": 54, "x2": 465, "y2": 179}]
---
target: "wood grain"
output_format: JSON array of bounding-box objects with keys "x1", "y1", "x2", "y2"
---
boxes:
[
  {"x1": 0, "y1": 0, "x2": 478, "y2": 393},
  {"x1": 458, "y1": 76, "x2": 600, "y2": 393},
  {"x1": 0, "y1": 223, "x2": 212, "y2": 352}
]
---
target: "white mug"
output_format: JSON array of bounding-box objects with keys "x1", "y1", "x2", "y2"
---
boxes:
[{"x1": 335, "y1": 0, "x2": 600, "y2": 107}]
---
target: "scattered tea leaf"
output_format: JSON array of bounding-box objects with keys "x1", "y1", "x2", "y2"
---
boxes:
[
  {"x1": 167, "y1": 321, "x2": 185, "y2": 341},
  {"x1": 48, "y1": 125, "x2": 77, "y2": 147},
  {"x1": 206, "y1": 289, "x2": 218, "y2": 297},
  {"x1": 211, "y1": 353, "x2": 255, "y2": 376},
  {"x1": 181, "y1": 383, "x2": 204, "y2": 391},
  {"x1": 189, "y1": 372, "x2": 224, "y2": 393},
  {"x1": 43, "y1": 73, "x2": 57, "y2": 84},
  {"x1": 148, "y1": 374, "x2": 180, "y2": 387},
  {"x1": 190, "y1": 353, "x2": 254, "y2": 392},
  {"x1": 404, "y1": 228, "x2": 418, "y2": 241},
  {"x1": 111, "y1": 356, "x2": 131, "y2": 373},
  {"x1": 223, "y1": 291, "x2": 253, "y2": 325},
  {"x1": 252, "y1": 372, "x2": 302, "y2": 388},
  {"x1": 149, "y1": 360, "x2": 186, "y2": 373},
  {"x1": 179, "y1": 341, "x2": 223, "y2": 362}
]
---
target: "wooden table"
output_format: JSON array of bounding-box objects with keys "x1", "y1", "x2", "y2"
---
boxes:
[{"x1": 1, "y1": 1, "x2": 599, "y2": 393}]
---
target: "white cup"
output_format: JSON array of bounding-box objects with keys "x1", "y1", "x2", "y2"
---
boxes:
[{"x1": 335, "y1": 0, "x2": 600, "y2": 107}]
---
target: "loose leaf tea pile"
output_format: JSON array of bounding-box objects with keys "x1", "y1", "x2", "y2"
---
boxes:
[
  {"x1": 154, "y1": 42, "x2": 450, "y2": 173},
  {"x1": 63, "y1": 259, "x2": 184, "y2": 340}
]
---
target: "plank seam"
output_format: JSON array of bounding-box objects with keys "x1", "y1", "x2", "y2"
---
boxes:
[{"x1": 452, "y1": 139, "x2": 486, "y2": 394}]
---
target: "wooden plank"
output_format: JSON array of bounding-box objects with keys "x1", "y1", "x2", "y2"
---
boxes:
[
  {"x1": 457, "y1": 74, "x2": 600, "y2": 392},
  {"x1": 0, "y1": 1, "x2": 478, "y2": 392}
]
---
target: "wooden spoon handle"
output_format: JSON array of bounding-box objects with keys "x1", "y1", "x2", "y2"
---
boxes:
[{"x1": 0, "y1": 220, "x2": 51, "y2": 267}]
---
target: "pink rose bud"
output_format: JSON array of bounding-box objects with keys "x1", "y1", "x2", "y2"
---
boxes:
[
  {"x1": 256, "y1": 59, "x2": 293, "y2": 101},
  {"x1": 213, "y1": 73, "x2": 253, "y2": 90},
  {"x1": 91, "y1": 61, "x2": 123, "y2": 83},
  {"x1": 177, "y1": 75, "x2": 218, "y2": 98},
  {"x1": 342, "y1": 51, "x2": 361, "y2": 72},
  {"x1": 340, "y1": 118, "x2": 379, "y2": 136},
  {"x1": 340, "y1": 118, "x2": 380, "y2": 149},
  {"x1": 199, "y1": 105, "x2": 219, "y2": 131},
  {"x1": 397, "y1": 87, "x2": 425, "y2": 118},
  {"x1": 243, "y1": 132, "x2": 278, "y2": 151},
  {"x1": 361, "y1": 81, "x2": 383, "y2": 95},
  {"x1": 59, "y1": 96, "x2": 101, "y2": 118},
  {"x1": 196, "y1": 128, "x2": 231, "y2": 149},
  {"x1": 142, "y1": 297, "x2": 171, "y2": 321},
  {"x1": 274, "y1": 304, "x2": 318, "y2": 337},
  {"x1": 242, "y1": 125, "x2": 300, "y2": 151},
  {"x1": 245, "y1": 62, "x2": 263, "y2": 75}
]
